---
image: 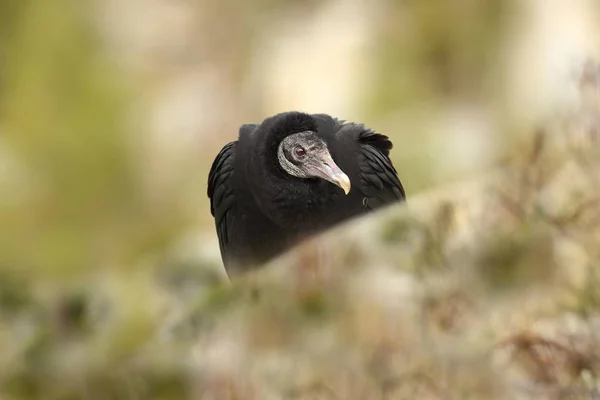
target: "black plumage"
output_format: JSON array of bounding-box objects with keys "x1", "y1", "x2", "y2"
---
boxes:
[{"x1": 207, "y1": 111, "x2": 405, "y2": 276}]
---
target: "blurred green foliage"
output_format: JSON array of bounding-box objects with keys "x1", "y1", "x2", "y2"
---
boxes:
[
  {"x1": 0, "y1": 0, "x2": 184, "y2": 281},
  {"x1": 367, "y1": 0, "x2": 507, "y2": 115},
  {"x1": 0, "y1": 2, "x2": 193, "y2": 397}
]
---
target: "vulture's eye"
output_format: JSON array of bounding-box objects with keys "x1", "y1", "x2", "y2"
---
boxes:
[{"x1": 294, "y1": 147, "x2": 306, "y2": 157}]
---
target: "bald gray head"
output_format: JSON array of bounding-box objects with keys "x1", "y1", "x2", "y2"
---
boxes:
[{"x1": 277, "y1": 131, "x2": 351, "y2": 194}]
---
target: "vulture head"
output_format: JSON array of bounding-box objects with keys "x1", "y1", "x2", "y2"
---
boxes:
[
  {"x1": 241, "y1": 111, "x2": 357, "y2": 228},
  {"x1": 277, "y1": 130, "x2": 351, "y2": 194}
]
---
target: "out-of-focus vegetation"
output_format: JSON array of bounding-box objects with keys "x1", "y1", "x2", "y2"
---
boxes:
[
  {"x1": 366, "y1": 0, "x2": 506, "y2": 113},
  {"x1": 0, "y1": 1, "x2": 199, "y2": 397},
  {"x1": 1, "y1": 0, "x2": 599, "y2": 398}
]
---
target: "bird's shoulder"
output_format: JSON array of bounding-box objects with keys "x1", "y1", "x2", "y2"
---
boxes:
[
  {"x1": 311, "y1": 113, "x2": 345, "y2": 138},
  {"x1": 335, "y1": 122, "x2": 391, "y2": 153},
  {"x1": 238, "y1": 123, "x2": 259, "y2": 140},
  {"x1": 333, "y1": 122, "x2": 406, "y2": 204},
  {"x1": 311, "y1": 114, "x2": 388, "y2": 150}
]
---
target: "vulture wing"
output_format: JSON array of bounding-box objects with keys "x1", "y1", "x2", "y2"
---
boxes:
[
  {"x1": 312, "y1": 113, "x2": 405, "y2": 210},
  {"x1": 356, "y1": 129, "x2": 406, "y2": 209},
  {"x1": 207, "y1": 141, "x2": 237, "y2": 261}
]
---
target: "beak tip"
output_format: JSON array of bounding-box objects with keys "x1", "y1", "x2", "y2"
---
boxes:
[{"x1": 338, "y1": 176, "x2": 351, "y2": 195}]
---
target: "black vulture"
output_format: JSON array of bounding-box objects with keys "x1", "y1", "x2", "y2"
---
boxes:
[{"x1": 207, "y1": 111, "x2": 405, "y2": 276}]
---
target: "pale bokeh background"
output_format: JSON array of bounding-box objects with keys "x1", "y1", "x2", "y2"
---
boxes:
[{"x1": 0, "y1": 1, "x2": 599, "y2": 397}]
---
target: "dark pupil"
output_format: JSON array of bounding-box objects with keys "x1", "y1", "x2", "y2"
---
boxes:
[{"x1": 295, "y1": 147, "x2": 306, "y2": 157}]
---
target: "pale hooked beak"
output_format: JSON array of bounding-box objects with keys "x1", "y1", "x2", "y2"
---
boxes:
[{"x1": 306, "y1": 152, "x2": 351, "y2": 194}]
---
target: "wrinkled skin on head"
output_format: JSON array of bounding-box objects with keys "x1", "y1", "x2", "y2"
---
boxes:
[{"x1": 277, "y1": 131, "x2": 351, "y2": 194}]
